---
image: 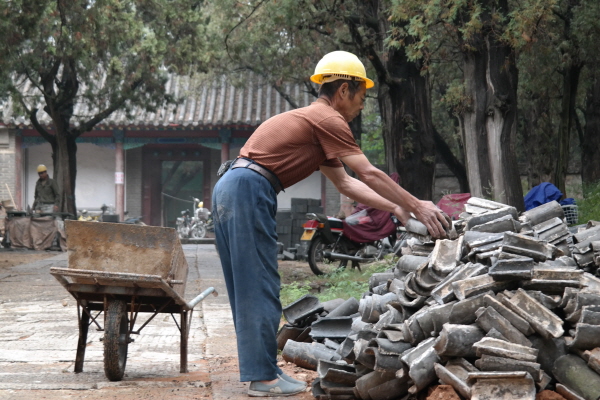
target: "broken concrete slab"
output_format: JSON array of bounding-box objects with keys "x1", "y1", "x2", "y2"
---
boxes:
[
  {"x1": 501, "y1": 231, "x2": 555, "y2": 262},
  {"x1": 449, "y1": 291, "x2": 491, "y2": 325},
  {"x1": 519, "y1": 200, "x2": 565, "y2": 227},
  {"x1": 468, "y1": 371, "x2": 536, "y2": 400},
  {"x1": 281, "y1": 340, "x2": 341, "y2": 370},
  {"x1": 428, "y1": 237, "x2": 464, "y2": 278},
  {"x1": 475, "y1": 306, "x2": 532, "y2": 347},
  {"x1": 470, "y1": 214, "x2": 521, "y2": 234},
  {"x1": 466, "y1": 197, "x2": 510, "y2": 213},
  {"x1": 566, "y1": 323, "x2": 600, "y2": 350},
  {"x1": 466, "y1": 207, "x2": 519, "y2": 230},
  {"x1": 431, "y1": 262, "x2": 487, "y2": 304},
  {"x1": 489, "y1": 257, "x2": 535, "y2": 280},
  {"x1": 434, "y1": 359, "x2": 478, "y2": 399},
  {"x1": 310, "y1": 317, "x2": 354, "y2": 340},
  {"x1": 327, "y1": 297, "x2": 360, "y2": 318},
  {"x1": 354, "y1": 370, "x2": 398, "y2": 400},
  {"x1": 434, "y1": 323, "x2": 485, "y2": 358},
  {"x1": 472, "y1": 337, "x2": 539, "y2": 362},
  {"x1": 483, "y1": 294, "x2": 534, "y2": 335},
  {"x1": 504, "y1": 288, "x2": 564, "y2": 339},
  {"x1": 474, "y1": 355, "x2": 542, "y2": 382},
  {"x1": 400, "y1": 337, "x2": 440, "y2": 394},
  {"x1": 283, "y1": 294, "x2": 324, "y2": 325},
  {"x1": 553, "y1": 355, "x2": 600, "y2": 400},
  {"x1": 452, "y1": 273, "x2": 513, "y2": 301},
  {"x1": 317, "y1": 360, "x2": 358, "y2": 385}
]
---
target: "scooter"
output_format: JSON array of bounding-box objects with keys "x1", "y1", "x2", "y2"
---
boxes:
[
  {"x1": 301, "y1": 209, "x2": 402, "y2": 275},
  {"x1": 176, "y1": 198, "x2": 210, "y2": 239},
  {"x1": 176, "y1": 209, "x2": 194, "y2": 239},
  {"x1": 192, "y1": 199, "x2": 213, "y2": 239}
]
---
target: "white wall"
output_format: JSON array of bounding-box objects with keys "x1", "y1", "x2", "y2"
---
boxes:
[
  {"x1": 276, "y1": 171, "x2": 321, "y2": 209},
  {"x1": 26, "y1": 143, "x2": 116, "y2": 211}
]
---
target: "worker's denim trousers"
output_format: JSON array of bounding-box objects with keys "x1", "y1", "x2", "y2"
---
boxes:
[{"x1": 212, "y1": 167, "x2": 283, "y2": 382}]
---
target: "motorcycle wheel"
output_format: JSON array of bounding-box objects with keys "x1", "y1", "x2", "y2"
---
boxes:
[
  {"x1": 191, "y1": 223, "x2": 207, "y2": 239},
  {"x1": 307, "y1": 233, "x2": 349, "y2": 275}
]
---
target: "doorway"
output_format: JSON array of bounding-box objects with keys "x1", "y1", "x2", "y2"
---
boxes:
[{"x1": 162, "y1": 161, "x2": 204, "y2": 228}]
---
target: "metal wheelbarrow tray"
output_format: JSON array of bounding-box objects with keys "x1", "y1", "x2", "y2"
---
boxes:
[{"x1": 50, "y1": 220, "x2": 216, "y2": 381}]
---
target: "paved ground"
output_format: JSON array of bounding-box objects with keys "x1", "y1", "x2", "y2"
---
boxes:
[{"x1": 0, "y1": 244, "x2": 313, "y2": 400}]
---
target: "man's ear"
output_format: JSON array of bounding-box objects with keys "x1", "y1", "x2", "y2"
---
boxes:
[{"x1": 338, "y1": 81, "x2": 350, "y2": 98}]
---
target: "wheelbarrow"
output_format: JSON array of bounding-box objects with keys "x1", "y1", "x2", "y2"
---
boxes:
[{"x1": 50, "y1": 220, "x2": 217, "y2": 381}]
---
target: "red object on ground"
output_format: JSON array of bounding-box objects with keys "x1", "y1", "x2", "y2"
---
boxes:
[
  {"x1": 436, "y1": 193, "x2": 471, "y2": 220},
  {"x1": 425, "y1": 385, "x2": 461, "y2": 400}
]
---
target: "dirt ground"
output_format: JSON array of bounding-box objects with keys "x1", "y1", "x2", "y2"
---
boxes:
[
  {"x1": 0, "y1": 248, "x2": 57, "y2": 269},
  {"x1": 0, "y1": 248, "x2": 319, "y2": 400}
]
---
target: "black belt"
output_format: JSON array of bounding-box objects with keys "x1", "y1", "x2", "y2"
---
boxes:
[{"x1": 230, "y1": 158, "x2": 283, "y2": 194}]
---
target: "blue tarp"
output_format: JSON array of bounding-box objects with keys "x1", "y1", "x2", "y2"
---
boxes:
[{"x1": 524, "y1": 182, "x2": 576, "y2": 211}]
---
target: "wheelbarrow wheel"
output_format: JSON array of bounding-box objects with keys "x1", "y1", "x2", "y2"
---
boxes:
[{"x1": 104, "y1": 299, "x2": 129, "y2": 381}]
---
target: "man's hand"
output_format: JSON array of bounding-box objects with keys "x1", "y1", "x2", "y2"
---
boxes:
[
  {"x1": 392, "y1": 206, "x2": 411, "y2": 226},
  {"x1": 412, "y1": 200, "x2": 450, "y2": 238}
]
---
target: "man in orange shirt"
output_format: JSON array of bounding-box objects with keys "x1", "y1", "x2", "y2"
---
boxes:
[{"x1": 212, "y1": 51, "x2": 448, "y2": 397}]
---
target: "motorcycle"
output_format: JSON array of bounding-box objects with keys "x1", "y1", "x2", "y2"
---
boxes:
[
  {"x1": 176, "y1": 209, "x2": 193, "y2": 239},
  {"x1": 301, "y1": 206, "x2": 403, "y2": 275},
  {"x1": 176, "y1": 198, "x2": 210, "y2": 239},
  {"x1": 192, "y1": 199, "x2": 213, "y2": 239}
]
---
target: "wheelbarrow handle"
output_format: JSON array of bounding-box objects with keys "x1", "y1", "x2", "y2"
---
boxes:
[{"x1": 186, "y1": 287, "x2": 218, "y2": 310}]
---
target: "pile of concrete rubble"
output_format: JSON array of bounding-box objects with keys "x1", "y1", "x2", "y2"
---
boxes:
[{"x1": 278, "y1": 198, "x2": 600, "y2": 400}]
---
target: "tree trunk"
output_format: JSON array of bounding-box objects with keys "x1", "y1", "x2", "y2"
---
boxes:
[
  {"x1": 54, "y1": 131, "x2": 78, "y2": 216},
  {"x1": 432, "y1": 127, "x2": 470, "y2": 193},
  {"x1": 522, "y1": 94, "x2": 555, "y2": 188},
  {"x1": 348, "y1": 1, "x2": 436, "y2": 200},
  {"x1": 555, "y1": 63, "x2": 583, "y2": 194},
  {"x1": 459, "y1": 0, "x2": 524, "y2": 210},
  {"x1": 582, "y1": 74, "x2": 600, "y2": 185},
  {"x1": 378, "y1": 47, "x2": 436, "y2": 200}
]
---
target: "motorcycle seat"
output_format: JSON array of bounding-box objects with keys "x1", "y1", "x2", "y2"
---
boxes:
[{"x1": 328, "y1": 218, "x2": 344, "y2": 230}]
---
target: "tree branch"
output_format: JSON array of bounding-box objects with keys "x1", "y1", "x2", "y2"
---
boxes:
[
  {"x1": 303, "y1": 81, "x2": 318, "y2": 98},
  {"x1": 272, "y1": 83, "x2": 299, "y2": 109},
  {"x1": 73, "y1": 79, "x2": 143, "y2": 137},
  {"x1": 345, "y1": 16, "x2": 401, "y2": 86},
  {"x1": 224, "y1": 0, "x2": 268, "y2": 62},
  {"x1": 29, "y1": 108, "x2": 56, "y2": 144}
]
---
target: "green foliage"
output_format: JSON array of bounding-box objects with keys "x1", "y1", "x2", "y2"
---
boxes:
[
  {"x1": 0, "y1": 0, "x2": 209, "y2": 127},
  {"x1": 280, "y1": 281, "x2": 313, "y2": 307},
  {"x1": 361, "y1": 113, "x2": 385, "y2": 167},
  {"x1": 578, "y1": 181, "x2": 600, "y2": 224},
  {"x1": 280, "y1": 258, "x2": 395, "y2": 308}
]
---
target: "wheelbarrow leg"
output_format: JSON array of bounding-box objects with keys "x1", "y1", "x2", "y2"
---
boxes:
[
  {"x1": 75, "y1": 302, "x2": 90, "y2": 373},
  {"x1": 180, "y1": 309, "x2": 191, "y2": 373}
]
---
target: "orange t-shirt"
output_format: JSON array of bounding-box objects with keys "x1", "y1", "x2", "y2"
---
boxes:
[{"x1": 239, "y1": 98, "x2": 363, "y2": 188}]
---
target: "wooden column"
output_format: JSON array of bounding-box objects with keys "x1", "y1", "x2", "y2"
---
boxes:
[
  {"x1": 219, "y1": 128, "x2": 232, "y2": 163},
  {"x1": 220, "y1": 142, "x2": 230, "y2": 163},
  {"x1": 14, "y1": 130, "x2": 23, "y2": 209},
  {"x1": 114, "y1": 130, "x2": 125, "y2": 221}
]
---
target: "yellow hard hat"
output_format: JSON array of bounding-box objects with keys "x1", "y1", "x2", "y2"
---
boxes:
[
  {"x1": 310, "y1": 51, "x2": 374, "y2": 89},
  {"x1": 37, "y1": 164, "x2": 47, "y2": 173}
]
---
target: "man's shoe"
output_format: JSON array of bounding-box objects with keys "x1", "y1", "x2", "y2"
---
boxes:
[
  {"x1": 248, "y1": 378, "x2": 306, "y2": 397},
  {"x1": 278, "y1": 373, "x2": 305, "y2": 385}
]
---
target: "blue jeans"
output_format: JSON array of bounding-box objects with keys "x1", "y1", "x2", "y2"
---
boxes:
[{"x1": 212, "y1": 167, "x2": 283, "y2": 382}]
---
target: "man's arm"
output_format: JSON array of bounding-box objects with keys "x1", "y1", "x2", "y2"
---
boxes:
[
  {"x1": 321, "y1": 153, "x2": 448, "y2": 237},
  {"x1": 320, "y1": 165, "x2": 411, "y2": 223},
  {"x1": 32, "y1": 182, "x2": 39, "y2": 210},
  {"x1": 51, "y1": 180, "x2": 60, "y2": 205},
  {"x1": 51, "y1": 180, "x2": 60, "y2": 212}
]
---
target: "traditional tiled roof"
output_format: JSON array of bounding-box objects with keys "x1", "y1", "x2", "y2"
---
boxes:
[{"x1": 0, "y1": 73, "x2": 316, "y2": 130}]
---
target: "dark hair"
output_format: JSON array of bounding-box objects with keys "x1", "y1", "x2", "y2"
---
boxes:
[{"x1": 318, "y1": 79, "x2": 363, "y2": 99}]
